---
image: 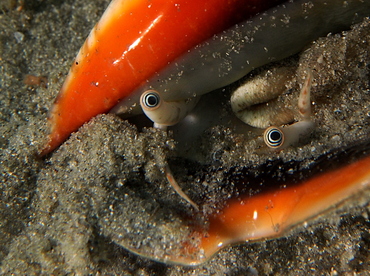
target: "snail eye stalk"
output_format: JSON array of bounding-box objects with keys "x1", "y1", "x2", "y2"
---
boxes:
[
  {"x1": 140, "y1": 89, "x2": 199, "y2": 128},
  {"x1": 263, "y1": 70, "x2": 314, "y2": 149}
]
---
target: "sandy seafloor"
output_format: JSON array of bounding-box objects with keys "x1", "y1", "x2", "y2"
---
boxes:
[{"x1": 1, "y1": 0, "x2": 370, "y2": 275}]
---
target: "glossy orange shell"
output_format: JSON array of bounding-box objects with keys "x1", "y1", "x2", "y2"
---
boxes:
[{"x1": 42, "y1": 0, "x2": 283, "y2": 155}]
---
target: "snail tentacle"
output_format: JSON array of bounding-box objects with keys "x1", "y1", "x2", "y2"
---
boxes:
[
  {"x1": 298, "y1": 70, "x2": 313, "y2": 120},
  {"x1": 165, "y1": 164, "x2": 199, "y2": 210}
]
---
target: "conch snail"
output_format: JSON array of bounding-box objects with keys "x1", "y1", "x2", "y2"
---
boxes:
[{"x1": 40, "y1": 0, "x2": 370, "y2": 265}]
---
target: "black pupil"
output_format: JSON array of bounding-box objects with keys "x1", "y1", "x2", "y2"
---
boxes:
[
  {"x1": 270, "y1": 130, "x2": 281, "y2": 142},
  {"x1": 146, "y1": 93, "x2": 159, "y2": 107}
]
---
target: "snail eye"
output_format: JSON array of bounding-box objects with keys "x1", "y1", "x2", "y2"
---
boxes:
[
  {"x1": 264, "y1": 127, "x2": 284, "y2": 148},
  {"x1": 142, "y1": 91, "x2": 160, "y2": 108}
]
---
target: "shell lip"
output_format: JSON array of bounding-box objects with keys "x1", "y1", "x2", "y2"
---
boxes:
[{"x1": 223, "y1": 137, "x2": 370, "y2": 198}]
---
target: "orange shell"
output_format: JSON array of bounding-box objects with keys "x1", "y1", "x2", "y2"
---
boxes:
[
  {"x1": 164, "y1": 147, "x2": 370, "y2": 265},
  {"x1": 41, "y1": 0, "x2": 283, "y2": 155}
]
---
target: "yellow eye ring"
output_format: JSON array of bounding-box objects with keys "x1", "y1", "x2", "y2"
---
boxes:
[
  {"x1": 141, "y1": 90, "x2": 161, "y2": 110},
  {"x1": 264, "y1": 126, "x2": 284, "y2": 148}
]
